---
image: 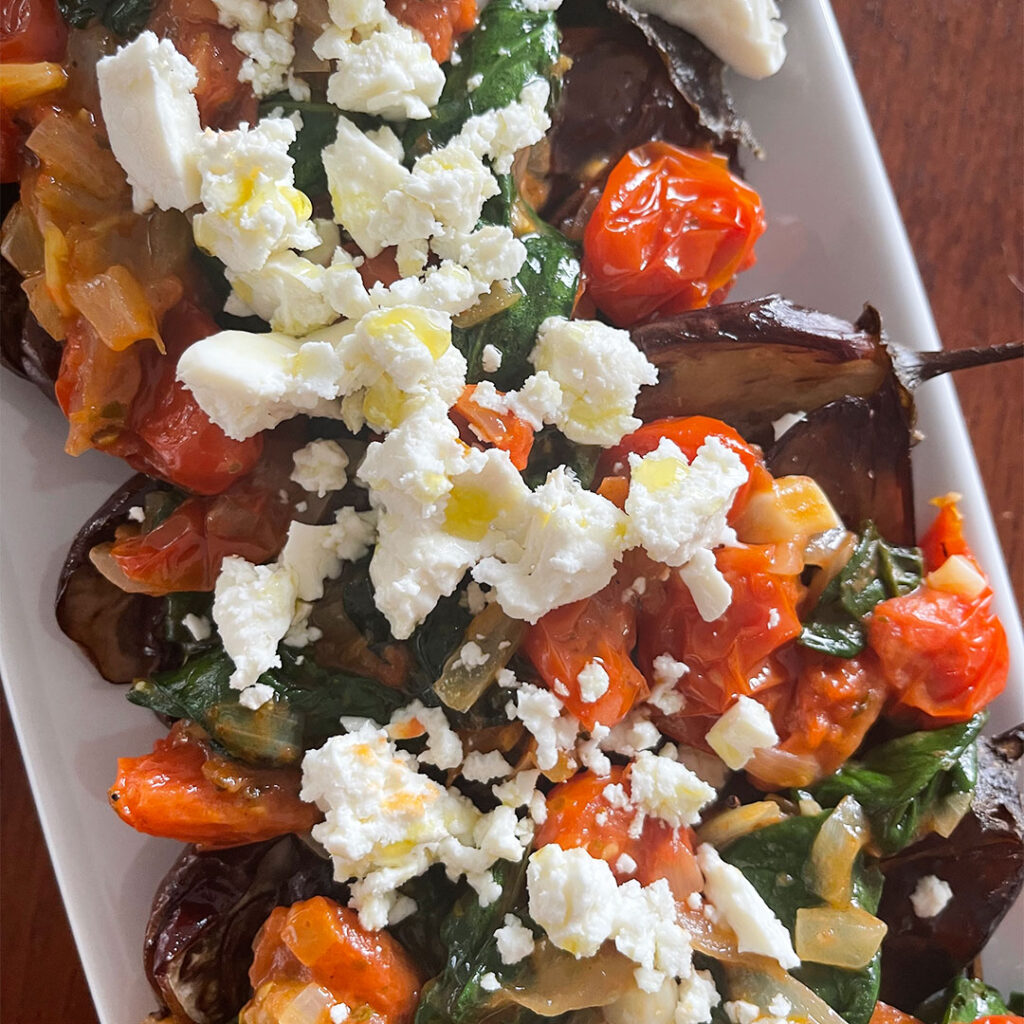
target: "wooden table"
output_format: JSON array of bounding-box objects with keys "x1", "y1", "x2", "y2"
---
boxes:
[{"x1": 1, "y1": 3, "x2": 1021, "y2": 1021}]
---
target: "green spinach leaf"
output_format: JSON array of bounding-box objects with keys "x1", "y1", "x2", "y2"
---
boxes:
[
  {"x1": 128, "y1": 645, "x2": 405, "y2": 765},
  {"x1": 57, "y1": 0, "x2": 151, "y2": 37},
  {"x1": 722, "y1": 813, "x2": 884, "y2": 1024},
  {"x1": 405, "y1": 0, "x2": 561, "y2": 156},
  {"x1": 939, "y1": 976, "x2": 1011, "y2": 1024},
  {"x1": 800, "y1": 522, "x2": 923, "y2": 658},
  {"x1": 415, "y1": 855, "x2": 538, "y2": 1024},
  {"x1": 522, "y1": 426, "x2": 600, "y2": 490},
  {"x1": 808, "y1": 714, "x2": 985, "y2": 856}
]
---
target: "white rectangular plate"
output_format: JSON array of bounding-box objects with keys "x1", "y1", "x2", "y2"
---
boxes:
[{"x1": 1, "y1": 1, "x2": 1021, "y2": 1019}]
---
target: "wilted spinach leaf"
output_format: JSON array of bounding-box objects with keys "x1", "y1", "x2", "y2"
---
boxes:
[
  {"x1": 800, "y1": 522, "x2": 923, "y2": 657},
  {"x1": 129, "y1": 645, "x2": 405, "y2": 765},
  {"x1": 722, "y1": 813, "x2": 884, "y2": 1024},
  {"x1": 409, "y1": 588, "x2": 473, "y2": 696},
  {"x1": 58, "y1": 0, "x2": 151, "y2": 37},
  {"x1": 406, "y1": 0, "x2": 561, "y2": 155},
  {"x1": 938, "y1": 975, "x2": 1011, "y2": 1023},
  {"x1": 522, "y1": 426, "x2": 600, "y2": 490},
  {"x1": 808, "y1": 714, "x2": 985, "y2": 856},
  {"x1": 415, "y1": 855, "x2": 536, "y2": 1024}
]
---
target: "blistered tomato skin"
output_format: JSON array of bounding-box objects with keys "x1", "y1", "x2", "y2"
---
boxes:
[
  {"x1": 386, "y1": 0, "x2": 477, "y2": 63},
  {"x1": 243, "y1": 896, "x2": 421, "y2": 1024},
  {"x1": 0, "y1": 0, "x2": 68, "y2": 63},
  {"x1": 583, "y1": 142, "x2": 766, "y2": 326}
]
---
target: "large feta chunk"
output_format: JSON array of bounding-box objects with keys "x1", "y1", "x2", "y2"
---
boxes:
[
  {"x1": 628, "y1": 750, "x2": 716, "y2": 828},
  {"x1": 705, "y1": 696, "x2": 778, "y2": 771},
  {"x1": 474, "y1": 466, "x2": 628, "y2": 623},
  {"x1": 530, "y1": 317, "x2": 658, "y2": 446},
  {"x1": 177, "y1": 328, "x2": 344, "y2": 439},
  {"x1": 697, "y1": 844, "x2": 799, "y2": 969},
  {"x1": 625, "y1": 437, "x2": 747, "y2": 568},
  {"x1": 213, "y1": 556, "x2": 298, "y2": 701},
  {"x1": 193, "y1": 117, "x2": 318, "y2": 272},
  {"x1": 624, "y1": 0, "x2": 786, "y2": 79},
  {"x1": 96, "y1": 32, "x2": 202, "y2": 213}
]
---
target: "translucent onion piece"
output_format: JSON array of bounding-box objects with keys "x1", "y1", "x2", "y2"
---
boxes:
[
  {"x1": 1, "y1": 201, "x2": 45, "y2": 276},
  {"x1": 205, "y1": 700, "x2": 305, "y2": 768},
  {"x1": 735, "y1": 475, "x2": 842, "y2": 545},
  {"x1": 66, "y1": 265, "x2": 163, "y2": 351},
  {"x1": 22, "y1": 272, "x2": 66, "y2": 340},
  {"x1": 746, "y1": 746, "x2": 821, "y2": 789},
  {"x1": 0, "y1": 61, "x2": 66, "y2": 107},
  {"x1": 434, "y1": 601, "x2": 526, "y2": 712},
  {"x1": 89, "y1": 541, "x2": 161, "y2": 596},
  {"x1": 27, "y1": 109, "x2": 126, "y2": 200},
  {"x1": 506, "y1": 939, "x2": 636, "y2": 1014},
  {"x1": 278, "y1": 981, "x2": 337, "y2": 1024},
  {"x1": 452, "y1": 279, "x2": 523, "y2": 329},
  {"x1": 721, "y1": 960, "x2": 849, "y2": 1024},
  {"x1": 697, "y1": 801, "x2": 786, "y2": 850},
  {"x1": 923, "y1": 789, "x2": 973, "y2": 839},
  {"x1": 794, "y1": 905, "x2": 887, "y2": 969},
  {"x1": 807, "y1": 796, "x2": 869, "y2": 907}
]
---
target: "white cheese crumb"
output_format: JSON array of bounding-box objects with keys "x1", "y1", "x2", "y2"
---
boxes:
[
  {"x1": 697, "y1": 844, "x2": 800, "y2": 969},
  {"x1": 628, "y1": 750, "x2": 715, "y2": 828},
  {"x1": 705, "y1": 696, "x2": 779, "y2": 771},
  {"x1": 390, "y1": 700, "x2": 464, "y2": 770},
  {"x1": 910, "y1": 874, "x2": 953, "y2": 918},
  {"x1": 506, "y1": 683, "x2": 579, "y2": 771},
  {"x1": 577, "y1": 659, "x2": 610, "y2": 703},
  {"x1": 461, "y1": 750, "x2": 512, "y2": 783},
  {"x1": 481, "y1": 343, "x2": 503, "y2": 373},
  {"x1": 291, "y1": 439, "x2": 350, "y2": 497},
  {"x1": 126, "y1": 505, "x2": 145, "y2": 523},
  {"x1": 771, "y1": 409, "x2": 806, "y2": 440},
  {"x1": 479, "y1": 972, "x2": 501, "y2": 992},
  {"x1": 495, "y1": 914, "x2": 536, "y2": 965},
  {"x1": 329, "y1": 1003, "x2": 351, "y2": 1023},
  {"x1": 457, "y1": 641, "x2": 489, "y2": 668},
  {"x1": 724, "y1": 1000, "x2": 761, "y2": 1024},
  {"x1": 616, "y1": 853, "x2": 638, "y2": 876}
]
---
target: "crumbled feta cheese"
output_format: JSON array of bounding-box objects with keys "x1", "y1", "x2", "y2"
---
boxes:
[
  {"x1": 529, "y1": 317, "x2": 658, "y2": 446},
  {"x1": 705, "y1": 696, "x2": 778, "y2": 771},
  {"x1": 479, "y1": 972, "x2": 501, "y2": 993},
  {"x1": 178, "y1": 329, "x2": 343, "y2": 439},
  {"x1": 771, "y1": 409, "x2": 806, "y2": 441},
  {"x1": 481, "y1": 344, "x2": 503, "y2": 373},
  {"x1": 724, "y1": 1000, "x2": 761, "y2": 1024},
  {"x1": 506, "y1": 683, "x2": 580, "y2": 771},
  {"x1": 193, "y1": 116, "x2": 318, "y2": 273},
  {"x1": 625, "y1": 437, "x2": 747, "y2": 569},
  {"x1": 292, "y1": 439, "x2": 350, "y2": 496},
  {"x1": 214, "y1": 556, "x2": 298, "y2": 697},
  {"x1": 624, "y1": 0, "x2": 787, "y2": 79},
  {"x1": 600, "y1": 712, "x2": 662, "y2": 758},
  {"x1": 465, "y1": 581, "x2": 489, "y2": 614},
  {"x1": 126, "y1": 505, "x2": 146, "y2": 523},
  {"x1": 493, "y1": 769, "x2": 541, "y2": 809},
  {"x1": 96, "y1": 32, "x2": 203, "y2": 213},
  {"x1": 457, "y1": 641, "x2": 489, "y2": 668},
  {"x1": 390, "y1": 700, "x2": 464, "y2": 770},
  {"x1": 458, "y1": 78, "x2": 552, "y2": 174},
  {"x1": 461, "y1": 750, "x2": 512, "y2": 783},
  {"x1": 495, "y1": 914, "x2": 536, "y2": 965},
  {"x1": 181, "y1": 613, "x2": 212, "y2": 642},
  {"x1": 325, "y1": 507, "x2": 377, "y2": 562},
  {"x1": 475, "y1": 467, "x2": 628, "y2": 623},
  {"x1": 628, "y1": 750, "x2": 716, "y2": 828},
  {"x1": 212, "y1": 0, "x2": 306, "y2": 98},
  {"x1": 697, "y1": 844, "x2": 800, "y2": 969},
  {"x1": 280, "y1": 520, "x2": 345, "y2": 601},
  {"x1": 910, "y1": 874, "x2": 953, "y2": 918},
  {"x1": 578, "y1": 725, "x2": 613, "y2": 777},
  {"x1": 528, "y1": 788, "x2": 548, "y2": 825},
  {"x1": 577, "y1": 659, "x2": 610, "y2": 703},
  {"x1": 678, "y1": 549, "x2": 733, "y2": 622},
  {"x1": 302, "y1": 722, "x2": 524, "y2": 930},
  {"x1": 649, "y1": 654, "x2": 688, "y2": 715},
  {"x1": 616, "y1": 853, "x2": 638, "y2": 876},
  {"x1": 329, "y1": 1002, "x2": 351, "y2": 1023}
]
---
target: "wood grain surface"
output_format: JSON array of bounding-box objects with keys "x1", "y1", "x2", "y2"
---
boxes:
[{"x1": 1, "y1": 3, "x2": 1021, "y2": 1022}]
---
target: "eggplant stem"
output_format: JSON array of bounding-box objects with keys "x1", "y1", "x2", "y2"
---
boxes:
[{"x1": 893, "y1": 341, "x2": 1024, "y2": 388}]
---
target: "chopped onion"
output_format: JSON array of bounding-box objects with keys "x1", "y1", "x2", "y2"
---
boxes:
[
  {"x1": 452, "y1": 279, "x2": 523, "y2": 329},
  {"x1": 434, "y1": 601, "x2": 525, "y2": 712},
  {"x1": 807, "y1": 796, "x2": 869, "y2": 907},
  {"x1": 66, "y1": 265, "x2": 163, "y2": 352},
  {"x1": 746, "y1": 746, "x2": 821, "y2": 789},
  {"x1": 923, "y1": 790, "x2": 973, "y2": 839},
  {"x1": 722, "y1": 961, "x2": 849, "y2": 1024},
  {"x1": 1, "y1": 201, "x2": 44, "y2": 276},
  {"x1": 697, "y1": 801, "x2": 786, "y2": 849},
  {"x1": 22, "y1": 272, "x2": 66, "y2": 341},
  {"x1": 278, "y1": 981, "x2": 337, "y2": 1024},
  {"x1": 506, "y1": 939, "x2": 636, "y2": 1014},
  {"x1": 794, "y1": 905, "x2": 887, "y2": 969},
  {"x1": 0, "y1": 61, "x2": 66, "y2": 107}
]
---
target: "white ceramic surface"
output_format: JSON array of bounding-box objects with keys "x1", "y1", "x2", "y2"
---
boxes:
[{"x1": 1, "y1": 1, "x2": 1021, "y2": 1020}]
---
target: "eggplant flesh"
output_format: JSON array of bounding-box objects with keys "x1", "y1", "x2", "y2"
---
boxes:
[
  {"x1": 144, "y1": 836, "x2": 344, "y2": 1024},
  {"x1": 55, "y1": 474, "x2": 175, "y2": 684},
  {"x1": 877, "y1": 726, "x2": 1024, "y2": 1010}
]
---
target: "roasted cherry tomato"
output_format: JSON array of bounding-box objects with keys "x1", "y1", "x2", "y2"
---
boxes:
[
  {"x1": 869, "y1": 496, "x2": 1008, "y2": 725},
  {"x1": 596, "y1": 415, "x2": 766, "y2": 523},
  {"x1": 386, "y1": 0, "x2": 477, "y2": 62},
  {"x1": 0, "y1": 0, "x2": 68, "y2": 62},
  {"x1": 536, "y1": 767, "x2": 702, "y2": 901},
  {"x1": 244, "y1": 896, "x2": 421, "y2": 1024},
  {"x1": 868, "y1": 1002, "x2": 924, "y2": 1024},
  {"x1": 637, "y1": 543, "x2": 803, "y2": 720},
  {"x1": 523, "y1": 570, "x2": 649, "y2": 731},
  {"x1": 109, "y1": 722, "x2": 321, "y2": 848},
  {"x1": 582, "y1": 142, "x2": 766, "y2": 326},
  {"x1": 451, "y1": 384, "x2": 535, "y2": 470}
]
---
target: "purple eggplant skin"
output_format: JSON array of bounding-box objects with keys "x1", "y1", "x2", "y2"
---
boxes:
[
  {"x1": 55, "y1": 473, "x2": 173, "y2": 684},
  {"x1": 877, "y1": 726, "x2": 1024, "y2": 1010},
  {"x1": 144, "y1": 835, "x2": 344, "y2": 1024},
  {"x1": 1, "y1": 254, "x2": 62, "y2": 400},
  {"x1": 631, "y1": 296, "x2": 890, "y2": 446}
]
